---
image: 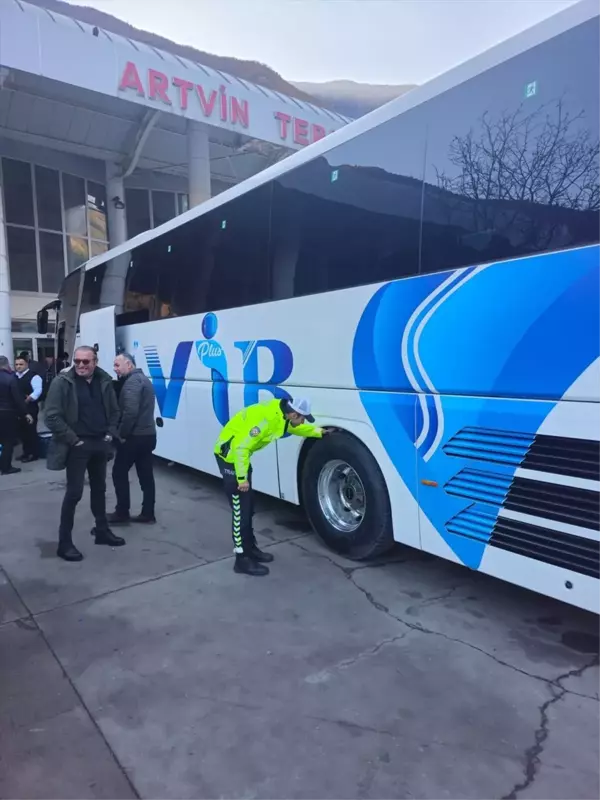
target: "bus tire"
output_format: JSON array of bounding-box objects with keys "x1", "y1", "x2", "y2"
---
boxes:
[{"x1": 301, "y1": 432, "x2": 394, "y2": 560}]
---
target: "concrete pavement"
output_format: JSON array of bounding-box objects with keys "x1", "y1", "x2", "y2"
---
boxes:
[{"x1": 0, "y1": 458, "x2": 598, "y2": 799}]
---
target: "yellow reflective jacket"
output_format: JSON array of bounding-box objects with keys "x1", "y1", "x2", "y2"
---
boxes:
[{"x1": 214, "y1": 398, "x2": 323, "y2": 481}]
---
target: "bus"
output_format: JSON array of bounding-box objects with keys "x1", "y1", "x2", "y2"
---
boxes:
[{"x1": 43, "y1": 0, "x2": 599, "y2": 611}]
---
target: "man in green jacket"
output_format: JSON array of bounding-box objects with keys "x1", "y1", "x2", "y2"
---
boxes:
[
  {"x1": 214, "y1": 396, "x2": 325, "y2": 576},
  {"x1": 45, "y1": 345, "x2": 125, "y2": 562}
]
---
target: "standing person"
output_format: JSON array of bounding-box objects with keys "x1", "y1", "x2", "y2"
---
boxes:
[
  {"x1": 0, "y1": 356, "x2": 32, "y2": 476},
  {"x1": 109, "y1": 353, "x2": 157, "y2": 525},
  {"x1": 57, "y1": 352, "x2": 70, "y2": 373},
  {"x1": 44, "y1": 345, "x2": 125, "y2": 561},
  {"x1": 214, "y1": 397, "x2": 327, "y2": 576},
  {"x1": 42, "y1": 355, "x2": 57, "y2": 402},
  {"x1": 18, "y1": 351, "x2": 45, "y2": 384},
  {"x1": 14, "y1": 355, "x2": 42, "y2": 462}
]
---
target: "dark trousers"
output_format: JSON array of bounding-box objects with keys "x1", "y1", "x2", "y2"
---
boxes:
[
  {"x1": 18, "y1": 406, "x2": 39, "y2": 458},
  {"x1": 216, "y1": 456, "x2": 255, "y2": 554},
  {"x1": 112, "y1": 435, "x2": 156, "y2": 517},
  {"x1": 59, "y1": 438, "x2": 110, "y2": 541},
  {"x1": 0, "y1": 411, "x2": 17, "y2": 473}
]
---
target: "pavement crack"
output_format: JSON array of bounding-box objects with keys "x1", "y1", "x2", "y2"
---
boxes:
[
  {"x1": 305, "y1": 714, "x2": 522, "y2": 759},
  {"x1": 288, "y1": 540, "x2": 596, "y2": 694},
  {"x1": 0, "y1": 568, "x2": 141, "y2": 799},
  {"x1": 336, "y1": 633, "x2": 409, "y2": 669},
  {"x1": 142, "y1": 537, "x2": 207, "y2": 562},
  {"x1": 501, "y1": 656, "x2": 599, "y2": 800},
  {"x1": 405, "y1": 583, "x2": 470, "y2": 616},
  {"x1": 305, "y1": 633, "x2": 408, "y2": 683},
  {"x1": 30, "y1": 534, "x2": 307, "y2": 620}
]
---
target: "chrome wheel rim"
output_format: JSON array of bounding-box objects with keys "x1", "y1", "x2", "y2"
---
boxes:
[{"x1": 317, "y1": 459, "x2": 366, "y2": 533}]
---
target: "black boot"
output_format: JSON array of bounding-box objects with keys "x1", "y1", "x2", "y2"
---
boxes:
[
  {"x1": 107, "y1": 511, "x2": 130, "y2": 525},
  {"x1": 130, "y1": 513, "x2": 156, "y2": 524},
  {"x1": 248, "y1": 544, "x2": 274, "y2": 563},
  {"x1": 57, "y1": 536, "x2": 83, "y2": 562},
  {"x1": 1, "y1": 467, "x2": 21, "y2": 476},
  {"x1": 93, "y1": 527, "x2": 126, "y2": 547},
  {"x1": 234, "y1": 555, "x2": 269, "y2": 576}
]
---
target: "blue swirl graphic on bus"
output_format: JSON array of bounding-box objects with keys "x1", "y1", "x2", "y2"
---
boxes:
[{"x1": 352, "y1": 246, "x2": 600, "y2": 569}]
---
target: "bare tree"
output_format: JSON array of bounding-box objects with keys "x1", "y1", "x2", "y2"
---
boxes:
[{"x1": 434, "y1": 98, "x2": 599, "y2": 250}]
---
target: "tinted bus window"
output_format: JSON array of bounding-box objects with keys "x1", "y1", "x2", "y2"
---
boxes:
[
  {"x1": 271, "y1": 106, "x2": 427, "y2": 299},
  {"x1": 420, "y1": 18, "x2": 599, "y2": 274},
  {"x1": 204, "y1": 183, "x2": 272, "y2": 311},
  {"x1": 125, "y1": 184, "x2": 272, "y2": 318}
]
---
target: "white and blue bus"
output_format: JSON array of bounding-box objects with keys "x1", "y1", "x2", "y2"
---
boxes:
[{"x1": 46, "y1": 0, "x2": 599, "y2": 611}]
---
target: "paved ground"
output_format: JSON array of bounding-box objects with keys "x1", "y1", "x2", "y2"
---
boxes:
[{"x1": 0, "y1": 457, "x2": 598, "y2": 800}]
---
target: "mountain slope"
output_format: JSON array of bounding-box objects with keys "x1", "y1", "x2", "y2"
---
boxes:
[
  {"x1": 27, "y1": 0, "x2": 317, "y2": 104},
  {"x1": 294, "y1": 80, "x2": 416, "y2": 118}
]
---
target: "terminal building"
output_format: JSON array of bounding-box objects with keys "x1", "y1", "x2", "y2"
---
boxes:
[{"x1": 0, "y1": 0, "x2": 351, "y2": 360}]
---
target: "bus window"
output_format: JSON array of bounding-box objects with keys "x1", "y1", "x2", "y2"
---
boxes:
[
  {"x1": 420, "y1": 17, "x2": 600, "y2": 274},
  {"x1": 271, "y1": 104, "x2": 427, "y2": 299},
  {"x1": 124, "y1": 183, "x2": 273, "y2": 319},
  {"x1": 204, "y1": 183, "x2": 272, "y2": 311}
]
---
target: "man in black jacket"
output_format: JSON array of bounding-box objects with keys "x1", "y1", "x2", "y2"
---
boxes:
[
  {"x1": 14, "y1": 355, "x2": 42, "y2": 462},
  {"x1": 0, "y1": 356, "x2": 32, "y2": 475},
  {"x1": 109, "y1": 352, "x2": 157, "y2": 524},
  {"x1": 45, "y1": 345, "x2": 125, "y2": 561}
]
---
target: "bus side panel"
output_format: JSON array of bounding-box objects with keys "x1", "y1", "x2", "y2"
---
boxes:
[
  {"x1": 480, "y1": 545, "x2": 599, "y2": 613},
  {"x1": 276, "y1": 386, "x2": 422, "y2": 552},
  {"x1": 351, "y1": 247, "x2": 599, "y2": 609},
  {"x1": 415, "y1": 393, "x2": 599, "y2": 612},
  {"x1": 121, "y1": 318, "x2": 284, "y2": 497},
  {"x1": 79, "y1": 306, "x2": 116, "y2": 373}
]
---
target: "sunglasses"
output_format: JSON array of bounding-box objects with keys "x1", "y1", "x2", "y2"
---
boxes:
[{"x1": 74, "y1": 358, "x2": 93, "y2": 366}]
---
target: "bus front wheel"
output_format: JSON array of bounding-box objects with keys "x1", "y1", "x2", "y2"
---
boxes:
[{"x1": 301, "y1": 432, "x2": 394, "y2": 560}]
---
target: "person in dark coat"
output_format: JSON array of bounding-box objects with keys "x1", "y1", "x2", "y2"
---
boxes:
[
  {"x1": 57, "y1": 352, "x2": 70, "y2": 373},
  {"x1": 18, "y1": 351, "x2": 46, "y2": 384},
  {"x1": 109, "y1": 353, "x2": 158, "y2": 524},
  {"x1": 44, "y1": 345, "x2": 125, "y2": 561},
  {"x1": 14, "y1": 355, "x2": 42, "y2": 462},
  {"x1": 0, "y1": 355, "x2": 32, "y2": 475}
]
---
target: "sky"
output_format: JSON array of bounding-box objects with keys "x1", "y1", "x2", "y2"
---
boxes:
[{"x1": 66, "y1": 0, "x2": 579, "y2": 86}]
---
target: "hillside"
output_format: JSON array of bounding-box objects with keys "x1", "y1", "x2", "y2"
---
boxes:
[
  {"x1": 293, "y1": 80, "x2": 416, "y2": 118},
  {"x1": 26, "y1": 0, "x2": 317, "y2": 105}
]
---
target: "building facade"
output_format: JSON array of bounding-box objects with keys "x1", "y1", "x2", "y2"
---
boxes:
[{"x1": 0, "y1": 0, "x2": 350, "y2": 360}]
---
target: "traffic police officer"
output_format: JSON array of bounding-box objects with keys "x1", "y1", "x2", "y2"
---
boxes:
[{"x1": 215, "y1": 396, "x2": 325, "y2": 576}]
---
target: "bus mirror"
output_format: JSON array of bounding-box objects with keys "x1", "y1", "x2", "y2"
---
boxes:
[{"x1": 37, "y1": 309, "x2": 49, "y2": 334}]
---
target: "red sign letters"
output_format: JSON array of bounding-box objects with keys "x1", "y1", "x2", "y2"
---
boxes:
[
  {"x1": 118, "y1": 61, "x2": 249, "y2": 128},
  {"x1": 118, "y1": 61, "x2": 329, "y2": 147},
  {"x1": 273, "y1": 111, "x2": 326, "y2": 146}
]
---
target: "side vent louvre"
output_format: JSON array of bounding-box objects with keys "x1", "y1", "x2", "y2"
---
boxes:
[
  {"x1": 490, "y1": 518, "x2": 600, "y2": 579},
  {"x1": 443, "y1": 427, "x2": 533, "y2": 467},
  {"x1": 446, "y1": 507, "x2": 497, "y2": 543},
  {"x1": 445, "y1": 469, "x2": 512, "y2": 506},
  {"x1": 521, "y1": 434, "x2": 600, "y2": 481},
  {"x1": 505, "y1": 478, "x2": 599, "y2": 530},
  {"x1": 442, "y1": 429, "x2": 600, "y2": 578}
]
